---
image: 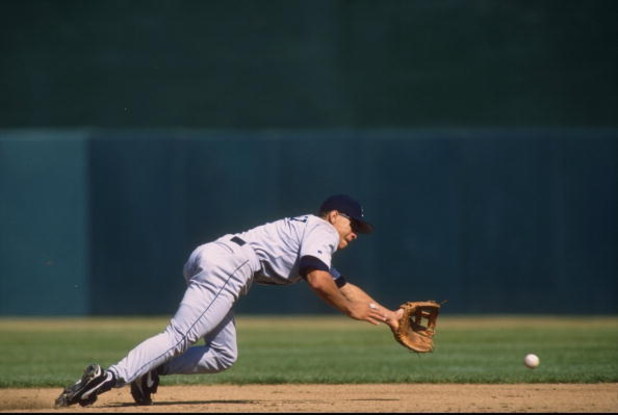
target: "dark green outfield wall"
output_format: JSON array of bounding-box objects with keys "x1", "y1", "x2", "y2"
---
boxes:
[
  {"x1": 2, "y1": 1, "x2": 617, "y2": 129},
  {"x1": 1, "y1": 129, "x2": 616, "y2": 315},
  {"x1": 1, "y1": 1, "x2": 616, "y2": 314}
]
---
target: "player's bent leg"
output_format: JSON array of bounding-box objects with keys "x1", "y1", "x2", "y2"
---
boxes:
[
  {"x1": 160, "y1": 341, "x2": 237, "y2": 374},
  {"x1": 128, "y1": 329, "x2": 238, "y2": 407},
  {"x1": 161, "y1": 310, "x2": 238, "y2": 375},
  {"x1": 108, "y1": 267, "x2": 243, "y2": 386},
  {"x1": 125, "y1": 286, "x2": 239, "y2": 405},
  {"x1": 109, "y1": 242, "x2": 255, "y2": 405}
]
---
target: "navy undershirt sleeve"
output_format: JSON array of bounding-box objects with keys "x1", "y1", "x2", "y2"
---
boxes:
[{"x1": 300, "y1": 256, "x2": 347, "y2": 287}]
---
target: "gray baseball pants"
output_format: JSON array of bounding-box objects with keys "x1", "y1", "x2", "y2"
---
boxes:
[{"x1": 108, "y1": 235, "x2": 259, "y2": 386}]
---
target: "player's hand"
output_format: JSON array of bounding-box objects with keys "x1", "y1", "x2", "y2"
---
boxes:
[
  {"x1": 347, "y1": 302, "x2": 395, "y2": 326},
  {"x1": 386, "y1": 308, "x2": 404, "y2": 331}
]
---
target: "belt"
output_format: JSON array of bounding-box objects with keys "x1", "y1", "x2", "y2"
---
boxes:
[{"x1": 231, "y1": 236, "x2": 246, "y2": 246}]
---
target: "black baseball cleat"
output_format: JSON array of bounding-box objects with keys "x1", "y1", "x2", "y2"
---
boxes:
[
  {"x1": 54, "y1": 363, "x2": 116, "y2": 408},
  {"x1": 130, "y1": 367, "x2": 160, "y2": 405}
]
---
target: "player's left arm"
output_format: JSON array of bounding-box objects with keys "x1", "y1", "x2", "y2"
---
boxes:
[
  {"x1": 305, "y1": 270, "x2": 387, "y2": 325},
  {"x1": 339, "y1": 282, "x2": 401, "y2": 330}
]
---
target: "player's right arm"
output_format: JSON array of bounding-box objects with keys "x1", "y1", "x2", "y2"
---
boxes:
[
  {"x1": 339, "y1": 282, "x2": 402, "y2": 330},
  {"x1": 305, "y1": 270, "x2": 385, "y2": 325}
]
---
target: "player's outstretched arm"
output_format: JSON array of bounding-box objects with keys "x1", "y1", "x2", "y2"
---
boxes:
[
  {"x1": 305, "y1": 270, "x2": 386, "y2": 325},
  {"x1": 339, "y1": 283, "x2": 402, "y2": 330}
]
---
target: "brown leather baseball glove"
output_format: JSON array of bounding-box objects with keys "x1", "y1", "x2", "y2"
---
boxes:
[{"x1": 392, "y1": 300, "x2": 442, "y2": 353}]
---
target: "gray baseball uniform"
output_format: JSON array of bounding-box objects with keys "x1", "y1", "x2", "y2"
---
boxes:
[{"x1": 107, "y1": 214, "x2": 346, "y2": 385}]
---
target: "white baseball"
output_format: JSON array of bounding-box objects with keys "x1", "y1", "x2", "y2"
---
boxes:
[{"x1": 524, "y1": 353, "x2": 540, "y2": 369}]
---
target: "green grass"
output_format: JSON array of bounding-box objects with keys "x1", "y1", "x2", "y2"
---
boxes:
[{"x1": 0, "y1": 315, "x2": 617, "y2": 387}]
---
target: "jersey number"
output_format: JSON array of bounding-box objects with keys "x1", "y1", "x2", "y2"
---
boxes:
[{"x1": 289, "y1": 215, "x2": 308, "y2": 223}]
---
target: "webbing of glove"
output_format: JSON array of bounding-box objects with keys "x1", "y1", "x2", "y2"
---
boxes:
[{"x1": 394, "y1": 300, "x2": 441, "y2": 353}]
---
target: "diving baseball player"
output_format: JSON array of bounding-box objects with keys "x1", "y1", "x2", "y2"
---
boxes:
[{"x1": 55, "y1": 194, "x2": 403, "y2": 407}]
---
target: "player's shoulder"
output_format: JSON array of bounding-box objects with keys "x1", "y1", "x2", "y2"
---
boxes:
[
  {"x1": 291, "y1": 214, "x2": 338, "y2": 239},
  {"x1": 286, "y1": 213, "x2": 329, "y2": 227}
]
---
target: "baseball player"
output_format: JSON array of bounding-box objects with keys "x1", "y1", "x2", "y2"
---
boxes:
[{"x1": 55, "y1": 194, "x2": 403, "y2": 407}]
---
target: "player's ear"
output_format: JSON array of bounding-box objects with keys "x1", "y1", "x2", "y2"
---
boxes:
[{"x1": 326, "y1": 210, "x2": 338, "y2": 224}]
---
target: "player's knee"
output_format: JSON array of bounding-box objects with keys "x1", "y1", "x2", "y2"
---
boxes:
[
  {"x1": 216, "y1": 343, "x2": 238, "y2": 371},
  {"x1": 220, "y1": 345, "x2": 238, "y2": 369},
  {"x1": 204, "y1": 344, "x2": 237, "y2": 373},
  {"x1": 165, "y1": 325, "x2": 196, "y2": 356}
]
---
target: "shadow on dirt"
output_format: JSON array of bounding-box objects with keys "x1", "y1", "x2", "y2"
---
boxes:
[{"x1": 111, "y1": 399, "x2": 257, "y2": 408}]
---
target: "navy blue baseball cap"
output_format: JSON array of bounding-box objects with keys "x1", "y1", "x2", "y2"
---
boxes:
[{"x1": 319, "y1": 194, "x2": 374, "y2": 234}]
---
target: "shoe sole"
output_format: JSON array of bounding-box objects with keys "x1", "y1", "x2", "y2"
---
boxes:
[
  {"x1": 130, "y1": 380, "x2": 152, "y2": 406},
  {"x1": 130, "y1": 372, "x2": 158, "y2": 405}
]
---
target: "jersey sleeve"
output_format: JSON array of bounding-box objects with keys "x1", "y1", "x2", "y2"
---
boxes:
[{"x1": 298, "y1": 220, "x2": 339, "y2": 268}]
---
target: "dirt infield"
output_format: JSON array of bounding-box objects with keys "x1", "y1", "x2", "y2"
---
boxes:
[{"x1": 1, "y1": 384, "x2": 617, "y2": 413}]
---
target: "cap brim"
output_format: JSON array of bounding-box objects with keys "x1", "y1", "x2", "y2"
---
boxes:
[{"x1": 353, "y1": 219, "x2": 373, "y2": 234}]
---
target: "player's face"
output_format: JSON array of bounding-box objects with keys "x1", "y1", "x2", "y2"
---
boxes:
[{"x1": 333, "y1": 212, "x2": 358, "y2": 249}]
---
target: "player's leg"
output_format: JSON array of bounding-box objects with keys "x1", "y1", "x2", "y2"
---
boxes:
[
  {"x1": 108, "y1": 253, "x2": 249, "y2": 385},
  {"x1": 56, "y1": 276, "x2": 236, "y2": 408},
  {"x1": 130, "y1": 310, "x2": 238, "y2": 405},
  {"x1": 159, "y1": 308, "x2": 238, "y2": 374},
  {"x1": 130, "y1": 243, "x2": 243, "y2": 405},
  {"x1": 56, "y1": 241, "x2": 255, "y2": 407}
]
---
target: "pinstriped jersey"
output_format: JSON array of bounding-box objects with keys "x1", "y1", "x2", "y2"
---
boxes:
[{"x1": 237, "y1": 214, "x2": 340, "y2": 285}]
